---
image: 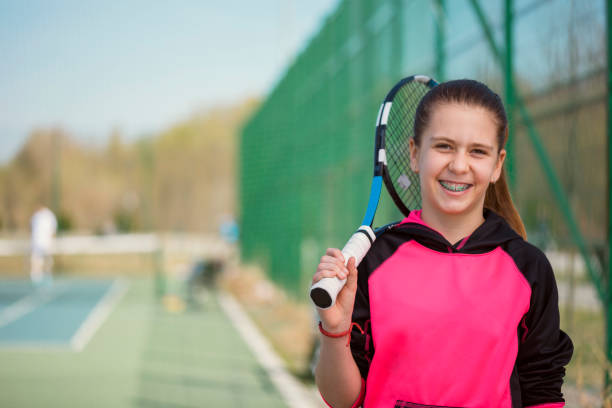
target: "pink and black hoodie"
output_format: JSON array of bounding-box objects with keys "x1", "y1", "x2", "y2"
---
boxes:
[{"x1": 347, "y1": 209, "x2": 573, "y2": 408}]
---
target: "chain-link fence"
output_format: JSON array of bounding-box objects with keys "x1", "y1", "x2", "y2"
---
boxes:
[{"x1": 240, "y1": 0, "x2": 607, "y2": 400}]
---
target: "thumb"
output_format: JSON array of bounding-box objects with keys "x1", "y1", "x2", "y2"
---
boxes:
[{"x1": 344, "y1": 257, "x2": 358, "y2": 291}]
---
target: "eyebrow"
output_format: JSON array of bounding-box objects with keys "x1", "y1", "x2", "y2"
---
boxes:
[
  {"x1": 430, "y1": 137, "x2": 495, "y2": 151},
  {"x1": 470, "y1": 143, "x2": 495, "y2": 151}
]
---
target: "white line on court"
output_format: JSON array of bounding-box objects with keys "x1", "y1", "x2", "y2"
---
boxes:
[
  {"x1": 218, "y1": 292, "x2": 322, "y2": 408},
  {"x1": 0, "y1": 284, "x2": 66, "y2": 329},
  {"x1": 70, "y1": 279, "x2": 129, "y2": 352}
]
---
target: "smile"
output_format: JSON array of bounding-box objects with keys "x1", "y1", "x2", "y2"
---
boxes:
[{"x1": 439, "y1": 180, "x2": 471, "y2": 192}]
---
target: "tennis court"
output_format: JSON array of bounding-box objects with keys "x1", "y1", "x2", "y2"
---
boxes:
[
  {"x1": 0, "y1": 277, "x2": 312, "y2": 407},
  {"x1": 0, "y1": 279, "x2": 125, "y2": 350}
]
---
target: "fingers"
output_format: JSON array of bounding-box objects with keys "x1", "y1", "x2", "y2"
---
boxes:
[
  {"x1": 344, "y1": 257, "x2": 358, "y2": 290},
  {"x1": 333, "y1": 256, "x2": 358, "y2": 318},
  {"x1": 311, "y1": 272, "x2": 346, "y2": 286},
  {"x1": 318, "y1": 255, "x2": 346, "y2": 272},
  {"x1": 325, "y1": 247, "x2": 345, "y2": 263},
  {"x1": 312, "y1": 249, "x2": 349, "y2": 284},
  {"x1": 319, "y1": 250, "x2": 348, "y2": 274},
  {"x1": 312, "y1": 263, "x2": 348, "y2": 283},
  {"x1": 346, "y1": 256, "x2": 356, "y2": 271}
]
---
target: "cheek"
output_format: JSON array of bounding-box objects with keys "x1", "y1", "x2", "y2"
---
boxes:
[
  {"x1": 416, "y1": 158, "x2": 444, "y2": 193},
  {"x1": 418, "y1": 152, "x2": 445, "y2": 177},
  {"x1": 475, "y1": 160, "x2": 500, "y2": 183}
]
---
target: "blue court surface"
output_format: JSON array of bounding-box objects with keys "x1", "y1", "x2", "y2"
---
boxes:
[{"x1": 0, "y1": 278, "x2": 127, "y2": 351}]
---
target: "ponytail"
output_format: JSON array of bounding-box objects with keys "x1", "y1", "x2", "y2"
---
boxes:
[{"x1": 485, "y1": 168, "x2": 527, "y2": 239}]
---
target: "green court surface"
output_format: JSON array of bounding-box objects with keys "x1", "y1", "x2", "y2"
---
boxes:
[{"x1": 0, "y1": 278, "x2": 289, "y2": 408}]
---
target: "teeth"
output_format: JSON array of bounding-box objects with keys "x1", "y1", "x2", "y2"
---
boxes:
[{"x1": 440, "y1": 181, "x2": 470, "y2": 192}]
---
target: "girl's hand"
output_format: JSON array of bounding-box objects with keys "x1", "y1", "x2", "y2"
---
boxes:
[{"x1": 311, "y1": 248, "x2": 359, "y2": 333}]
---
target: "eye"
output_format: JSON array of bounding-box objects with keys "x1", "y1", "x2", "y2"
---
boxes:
[
  {"x1": 471, "y1": 148, "x2": 488, "y2": 156},
  {"x1": 435, "y1": 143, "x2": 452, "y2": 150}
]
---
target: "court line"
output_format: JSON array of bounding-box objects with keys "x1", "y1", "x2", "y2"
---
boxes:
[
  {"x1": 218, "y1": 292, "x2": 320, "y2": 408},
  {"x1": 0, "y1": 284, "x2": 66, "y2": 329},
  {"x1": 70, "y1": 279, "x2": 129, "y2": 352}
]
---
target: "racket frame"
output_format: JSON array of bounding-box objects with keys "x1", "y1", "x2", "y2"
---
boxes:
[{"x1": 376, "y1": 75, "x2": 438, "y2": 217}]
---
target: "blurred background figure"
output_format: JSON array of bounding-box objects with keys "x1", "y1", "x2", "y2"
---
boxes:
[
  {"x1": 219, "y1": 214, "x2": 239, "y2": 244},
  {"x1": 30, "y1": 205, "x2": 57, "y2": 286}
]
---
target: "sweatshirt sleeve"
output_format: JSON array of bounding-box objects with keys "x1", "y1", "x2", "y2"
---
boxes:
[
  {"x1": 516, "y1": 249, "x2": 573, "y2": 406},
  {"x1": 349, "y1": 259, "x2": 374, "y2": 381}
]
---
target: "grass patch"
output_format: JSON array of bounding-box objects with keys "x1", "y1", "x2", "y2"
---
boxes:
[{"x1": 561, "y1": 307, "x2": 606, "y2": 398}]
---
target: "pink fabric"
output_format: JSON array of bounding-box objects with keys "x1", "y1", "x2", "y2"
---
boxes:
[
  {"x1": 524, "y1": 404, "x2": 565, "y2": 408},
  {"x1": 456, "y1": 235, "x2": 470, "y2": 250},
  {"x1": 364, "y1": 240, "x2": 532, "y2": 407},
  {"x1": 399, "y1": 210, "x2": 428, "y2": 228},
  {"x1": 320, "y1": 378, "x2": 365, "y2": 408}
]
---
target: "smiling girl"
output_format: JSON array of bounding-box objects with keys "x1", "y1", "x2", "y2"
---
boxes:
[{"x1": 312, "y1": 79, "x2": 573, "y2": 408}]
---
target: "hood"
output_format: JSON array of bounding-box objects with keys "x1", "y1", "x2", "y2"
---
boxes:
[{"x1": 392, "y1": 209, "x2": 523, "y2": 254}]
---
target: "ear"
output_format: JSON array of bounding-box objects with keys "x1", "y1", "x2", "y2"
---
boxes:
[
  {"x1": 491, "y1": 148, "x2": 506, "y2": 183},
  {"x1": 409, "y1": 139, "x2": 419, "y2": 173}
]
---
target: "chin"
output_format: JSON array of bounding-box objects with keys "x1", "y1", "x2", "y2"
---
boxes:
[
  {"x1": 433, "y1": 196, "x2": 481, "y2": 217},
  {"x1": 438, "y1": 205, "x2": 471, "y2": 216}
]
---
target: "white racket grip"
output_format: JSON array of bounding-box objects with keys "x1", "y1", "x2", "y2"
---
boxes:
[
  {"x1": 310, "y1": 226, "x2": 376, "y2": 309},
  {"x1": 341, "y1": 225, "x2": 376, "y2": 267}
]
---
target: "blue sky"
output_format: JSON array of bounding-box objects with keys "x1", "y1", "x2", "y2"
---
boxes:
[{"x1": 0, "y1": 0, "x2": 338, "y2": 162}]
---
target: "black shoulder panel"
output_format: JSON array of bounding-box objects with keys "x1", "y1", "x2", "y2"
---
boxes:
[{"x1": 502, "y1": 239, "x2": 573, "y2": 405}]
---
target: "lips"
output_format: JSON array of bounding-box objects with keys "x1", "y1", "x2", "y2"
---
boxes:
[{"x1": 439, "y1": 180, "x2": 472, "y2": 192}]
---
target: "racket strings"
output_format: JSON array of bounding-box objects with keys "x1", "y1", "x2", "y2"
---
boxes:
[{"x1": 384, "y1": 82, "x2": 431, "y2": 212}]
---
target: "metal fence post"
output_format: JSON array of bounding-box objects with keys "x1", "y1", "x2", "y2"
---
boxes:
[
  {"x1": 434, "y1": 0, "x2": 446, "y2": 82},
  {"x1": 504, "y1": 0, "x2": 515, "y2": 190}
]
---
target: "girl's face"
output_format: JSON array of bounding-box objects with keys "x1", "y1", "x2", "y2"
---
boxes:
[{"x1": 409, "y1": 103, "x2": 506, "y2": 220}]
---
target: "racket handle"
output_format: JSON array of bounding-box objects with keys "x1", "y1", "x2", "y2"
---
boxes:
[{"x1": 310, "y1": 226, "x2": 376, "y2": 309}]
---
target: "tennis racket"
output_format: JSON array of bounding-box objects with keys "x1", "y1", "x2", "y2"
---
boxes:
[{"x1": 310, "y1": 75, "x2": 438, "y2": 309}]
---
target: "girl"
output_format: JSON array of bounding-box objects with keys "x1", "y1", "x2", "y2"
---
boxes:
[{"x1": 312, "y1": 79, "x2": 573, "y2": 408}]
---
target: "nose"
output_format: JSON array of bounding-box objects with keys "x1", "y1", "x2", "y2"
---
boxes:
[{"x1": 448, "y1": 152, "x2": 469, "y2": 174}]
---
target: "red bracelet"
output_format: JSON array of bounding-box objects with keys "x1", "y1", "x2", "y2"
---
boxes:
[
  {"x1": 318, "y1": 321, "x2": 350, "y2": 338},
  {"x1": 319, "y1": 321, "x2": 365, "y2": 347}
]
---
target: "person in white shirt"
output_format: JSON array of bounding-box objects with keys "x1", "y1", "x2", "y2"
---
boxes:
[{"x1": 30, "y1": 206, "x2": 57, "y2": 285}]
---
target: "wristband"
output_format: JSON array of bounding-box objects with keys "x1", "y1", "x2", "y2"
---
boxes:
[
  {"x1": 318, "y1": 321, "x2": 365, "y2": 346},
  {"x1": 318, "y1": 321, "x2": 351, "y2": 338}
]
